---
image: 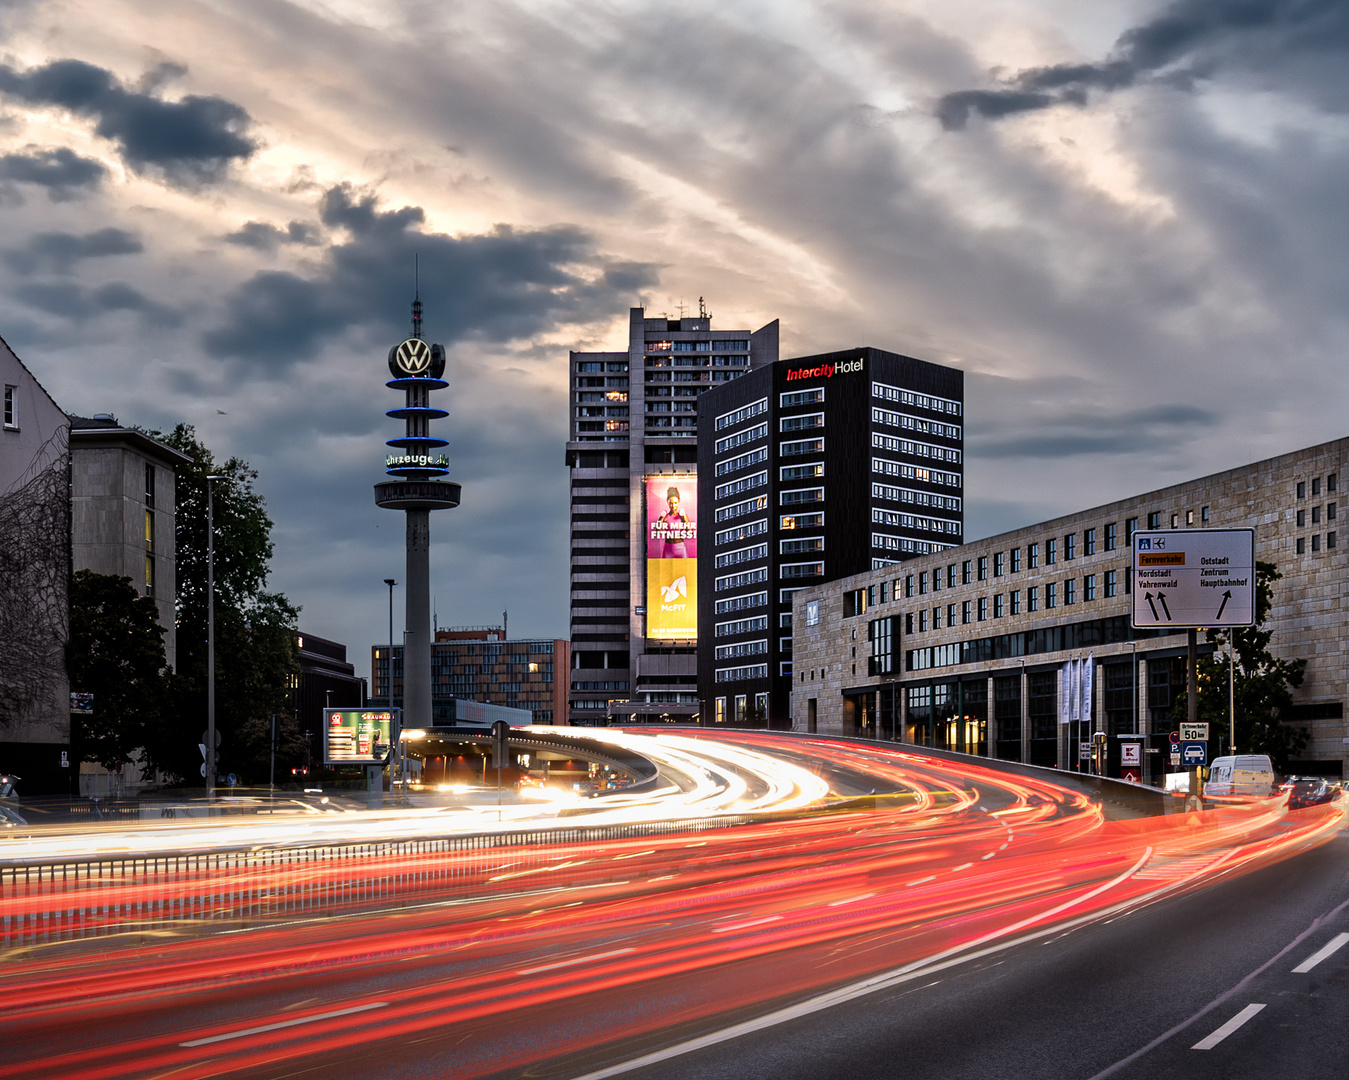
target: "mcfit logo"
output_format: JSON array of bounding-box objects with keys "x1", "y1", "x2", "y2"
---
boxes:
[{"x1": 785, "y1": 357, "x2": 865, "y2": 382}]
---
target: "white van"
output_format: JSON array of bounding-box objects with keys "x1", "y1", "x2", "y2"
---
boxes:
[{"x1": 1204, "y1": 754, "x2": 1277, "y2": 797}]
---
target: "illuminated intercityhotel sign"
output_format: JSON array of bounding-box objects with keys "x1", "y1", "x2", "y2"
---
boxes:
[{"x1": 784, "y1": 357, "x2": 865, "y2": 382}]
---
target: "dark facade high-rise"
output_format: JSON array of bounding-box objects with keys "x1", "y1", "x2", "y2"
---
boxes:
[
  {"x1": 566, "y1": 306, "x2": 778, "y2": 724},
  {"x1": 697, "y1": 347, "x2": 964, "y2": 728}
]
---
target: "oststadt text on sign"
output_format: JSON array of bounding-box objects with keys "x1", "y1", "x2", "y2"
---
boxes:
[{"x1": 1131, "y1": 528, "x2": 1256, "y2": 629}]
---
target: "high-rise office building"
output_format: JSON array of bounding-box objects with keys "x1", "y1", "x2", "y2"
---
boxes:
[
  {"x1": 566, "y1": 306, "x2": 779, "y2": 724},
  {"x1": 697, "y1": 346, "x2": 964, "y2": 728}
]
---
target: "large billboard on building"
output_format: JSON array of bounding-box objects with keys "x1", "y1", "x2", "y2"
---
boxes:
[
  {"x1": 646, "y1": 476, "x2": 698, "y2": 640},
  {"x1": 324, "y1": 708, "x2": 398, "y2": 764}
]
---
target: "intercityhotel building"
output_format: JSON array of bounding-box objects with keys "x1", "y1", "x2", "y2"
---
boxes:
[{"x1": 789, "y1": 437, "x2": 1349, "y2": 783}]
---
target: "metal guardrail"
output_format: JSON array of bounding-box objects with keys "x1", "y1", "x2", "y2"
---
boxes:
[{"x1": 0, "y1": 814, "x2": 749, "y2": 950}]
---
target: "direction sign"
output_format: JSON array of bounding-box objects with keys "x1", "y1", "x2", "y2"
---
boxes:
[
  {"x1": 1132, "y1": 529, "x2": 1256, "y2": 629},
  {"x1": 1179, "y1": 722, "x2": 1209, "y2": 742},
  {"x1": 1180, "y1": 740, "x2": 1207, "y2": 766}
]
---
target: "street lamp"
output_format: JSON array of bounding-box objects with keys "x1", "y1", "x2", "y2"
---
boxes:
[
  {"x1": 206, "y1": 473, "x2": 228, "y2": 800},
  {"x1": 383, "y1": 578, "x2": 397, "y2": 709}
]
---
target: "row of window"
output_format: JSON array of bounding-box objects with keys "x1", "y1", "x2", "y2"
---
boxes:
[
  {"x1": 905, "y1": 571, "x2": 1120, "y2": 631},
  {"x1": 1296, "y1": 532, "x2": 1337, "y2": 554},
  {"x1": 1295, "y1": 474, "x2": 1337, "y2": 498},
  {"x1": 1295, "y1": 503, "x2": 1336, "y2": 527},
  {"x1": 871, "y1": 381, "x2": 962, "y2": 417}
]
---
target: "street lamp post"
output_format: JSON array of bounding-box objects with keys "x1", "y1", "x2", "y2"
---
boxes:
[
  {"x1": 206, "y1": 473, "x2": 227, "y2": 800},
  {"x1": 383, "y1": 579, "x2": 397, "y2": 709}
]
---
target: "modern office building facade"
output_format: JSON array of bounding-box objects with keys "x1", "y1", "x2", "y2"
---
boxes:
[
  {"x1": 791, "y1": 436, "x2": 1349, "y2": 782},
  {"x1": 294, "y1": 631, "x2": 365, "y2": 761},
  {"x1": 374, "y1": 629, "x2": 569, "y2": 725},
  {"x1": 565, "y1": 306, "x2": 778, "y2": 724},
  {"x1": 699, "y1": 347, "x2": 965, "y2": 728}
]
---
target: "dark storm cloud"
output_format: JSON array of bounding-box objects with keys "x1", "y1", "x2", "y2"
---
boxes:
[
  {"x1": 971, "y1": 401, "x2": 1218, "y2": 459},
  {"x1": 4, "y1": 227, "x2": 142, "y2": 273},
  {"x1": 936, "y1": 0, "x2": 1349, "y2": 128},
  {"x1": 223, "y1": 221, "x2": 321, "y2": 251},
  {"x1": 14, "y1": 279, "x2": 179, "y2": 326},
  {"x1": 0, "y1": 146, "x2": 107, "y2": 200},
  {"x1": 0, "y1": 58, "x2": 257, "y2": 183},
  {"x1": 204, "y1": 184, "x2": 659, "y2": 369}
]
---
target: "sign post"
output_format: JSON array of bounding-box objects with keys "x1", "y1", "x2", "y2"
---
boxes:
[{"x1": 1133, "y1": 530, "x2": 1255, "y2": 797}]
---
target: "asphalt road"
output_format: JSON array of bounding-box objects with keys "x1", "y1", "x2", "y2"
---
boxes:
[{"x1": 598, "y1": 821, "x2": 1349, "y2": 1080}]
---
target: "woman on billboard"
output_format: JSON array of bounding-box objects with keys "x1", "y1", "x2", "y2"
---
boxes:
[{"x1": 650, "y1": 484, "x2": 696, "y2": 559}]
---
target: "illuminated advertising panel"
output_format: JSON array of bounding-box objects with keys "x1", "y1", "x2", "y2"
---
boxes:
[
  {"x1": 324, "y1": 708, "x2": 398, "y2": 765},
  {"x1": 646, "y1": 476, "x2": 698, "y2": 640}
]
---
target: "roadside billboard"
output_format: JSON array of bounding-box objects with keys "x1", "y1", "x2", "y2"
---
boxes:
[
  {"x1": 646, "y1": 476, "x2": 698, "y2": 640},
  {"x1": 324, "y1": 708, "x2": 398, "y2": 765}
]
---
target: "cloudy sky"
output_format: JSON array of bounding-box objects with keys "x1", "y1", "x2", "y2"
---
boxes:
[{"x1": 3, "y1": 0, "x2": 1347, "y2": 680}]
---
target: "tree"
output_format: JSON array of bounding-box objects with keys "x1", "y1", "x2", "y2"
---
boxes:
[
  {"x1": 1173, "y1": 561, "x2": 1308, "y2": 772},
  {"x1": 68, "y1": 570, "x2": 170, "y2": 769},
  {"x1": 142, "y1": 425, "x2": 302, "y2": 784}
]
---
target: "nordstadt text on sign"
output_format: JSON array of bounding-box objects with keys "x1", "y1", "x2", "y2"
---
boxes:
[{"x1": 1131, "y1": 528, "x2": 1256, "y2": 629}]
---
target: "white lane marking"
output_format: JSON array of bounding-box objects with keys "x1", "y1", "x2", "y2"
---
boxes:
[
  {"x1": 953, "y1": 863, "x2": 974, "y2": 871},
  {"x1": 517, "y1": 948, "x2": 635, "y2": 975},
  {"x1": 568, "y1": 847, "x2": 1155, "y2": 1080},
  {"x1": 1192, "y1": 1004, "x2": 1266, "y2": 1050},
  {"x1": 981, "y1": 853, "x2": 995, "y2": 860},
  {"x1": 827, "y1": 893, "x2": 876, "y2": 907},
  {"x1": 713, "y1": 915, "x2": 782, "y2": 933},
  {"x1": 180, "y1": 1002, "x2": 389, "y2": 1047},
  {"x1": 905, "y1": 875, "x2": 937, "y2": 887},
  {"x1": 1292, "y1": 932, "x2": 1349, "y2": 973}
]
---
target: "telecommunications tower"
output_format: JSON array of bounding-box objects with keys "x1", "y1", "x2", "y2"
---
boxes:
[{"x1": 375, "y1": 297, "x2": 460, "y2": 727}]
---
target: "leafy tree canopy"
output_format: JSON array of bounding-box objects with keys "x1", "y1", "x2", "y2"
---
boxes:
[
  {"x1": 139, "y1": 425, "x2": 302, "y2": 784},
  {"x1": 68, "y1": 570, "x2": 169, "y2": 770}
]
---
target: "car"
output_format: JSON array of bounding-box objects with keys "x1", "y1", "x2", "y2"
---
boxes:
[{"x1": 1281, "y1": 776, "x2": 1336, "y2": 809}]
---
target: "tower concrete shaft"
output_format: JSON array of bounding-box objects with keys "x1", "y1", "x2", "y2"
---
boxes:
[{"x1": 404, "y1": 508, "x2": 431, "y2": 726}]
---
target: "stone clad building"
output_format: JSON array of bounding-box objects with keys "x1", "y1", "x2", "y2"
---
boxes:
[{"x1": 791, "y1": 437, "x2": 1349, "y2": 782}]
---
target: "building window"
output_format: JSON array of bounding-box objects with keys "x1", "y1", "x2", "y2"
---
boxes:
[
  {"x1": 2, "y1": 385, "x2": 15, "y2": 428},
  {"x1": 1064, "y1": 579, "x2": 1075, "y2": 605},
  {"x1": 1329, "y1": 502, "x2": 1337, "y2": 521},
  {"x1": 977, "y1": 597, "x2": 988, "y2": 621},
  {"x1": 844, "y1": 588, "x2": 867, "y2": 617},
  {"x1": 1028, "y1": 543, "x2": 1039, "y2": 569},
  {"x1": 1011, "y1": 547, "x2": 1022, "y2": 573},
  {"x1": 1065, "y1": 533, "x2": 1075, "y2": 560},
  {"x1": 1126, "y1": 517, "x2": 1138, "y2": 544},
  {"x1": 1084, "y1": 528, "x2": 1095, "y2": 556},
  {"x1": 1312, "y1": 534, "x2": 1321, "y2": 553},
  {"x1": 1329, "y1": 531, "x2": 1337, "y2": 549},
  {"x1": 145, "y1": 464, "x2": 155, "y2": 508},
  {"x1": 1085, "y1": 574, "x2": 1097, "y2": 601},
  {"x1": 1104, "y1": 523, "x2": 1117, "y2": 551},
  {"x1": 962, "y1": 560, "x2": 972, "y2": 584},
  {"x1": 1314, "y1": 505, "x2": 1323, "y2": 524},
  {"x1": 1313, "y1": 477, "x2": 1322, "y2": 496},
  {"x1": 1046, "y1": 538, "x2": 1057, "y2": 565},
  {"x1": 1329, "y1": 473, "x2": 1337, "y2": 493},
  {"x1": 780, "y1": 512, "x2": 824, "y2": 530},
  {"x1": 919, "y1": 571, "x2": 928, "y2": 594},
  {"x1": 1169, "y1": 513, "x2": 1178, "y2": 528},
  {"x1": 1297, "y1": 537, "x2": 1306, "y2": 554},
  {"x1": 947, "y1": 565, "x2": 957, "y2": 588},
  {"x1": 947, "y1": 603, "x2": 957, "y2": 626},
  {"x1": 1186, "y1": 510, "x2": 1194, "y2": 526},
  {"x1": 780, "y1": 412, "x2": 824, "y2": 433},
  {"x1": 977, "y1": 556, "x2": 988, "y2": 581},
  {"x1": 918, "y1": 610, "x2": 928, "y2": 632},
  {"x1": 1147, "y1": 512, "x2": 1161, "y2": 529},
  {"x1": 1297, "y1": 509, "x2": 1306, "y2": 527},
  {"x1": 1027, "y1": 587, "x2": 1038, "y2": 613},
  {"x1": 1105, "y1": 570, "x2": 1117, "y2": 598},
  {"x1": 1201, "y1": 506, "x2": 1210, "y2": 523},
  {"x1": 1296, "y1": 481, "x2": 1306, "y2": 499},
  {"x1": 1046, "y1": 582, "x2": 1057, "y2": 608},
  {"x1": 994, "y1": 552, "x2": 1005, "y2": 577},
  {"x1": 1010, "y1": 590, "x2": 1021, "y2": 615},
  {"x1": 993, "y1": 594, "x2": 1004, "y2": 618},
  {"x1": 904, "y1": 613, "x2": 914, "y2": 635},
  {"x1": 961, "y1": 600, "x2": 972, "y2": 624},
  {"x1": 735, "y1": 695, "x2": 747, "y2": 722},
  {"x1": 905, "y1": 575, "x2": 915, "y2": 598},
  {"x1": 932, "y1": 606, "x2": 942, "y2": 629}
]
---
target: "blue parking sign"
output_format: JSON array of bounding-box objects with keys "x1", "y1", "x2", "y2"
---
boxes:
[{"x1": 1180, "y1": 741, "x2": 1207, "y2": 766}]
